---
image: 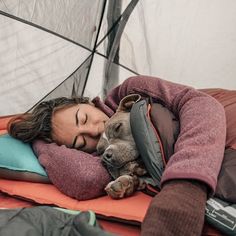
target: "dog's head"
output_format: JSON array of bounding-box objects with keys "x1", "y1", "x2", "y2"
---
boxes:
[{"x1": 96, "y1": 94, "x2": 141, "y2": 172}]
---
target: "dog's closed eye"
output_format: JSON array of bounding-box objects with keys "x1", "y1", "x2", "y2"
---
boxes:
[
  {"x1": 114, "y1": 123, "x2": 122, "y2": 133},
  {"x1": 96, "y1": 136, "x2": 108, "y2": 155}
]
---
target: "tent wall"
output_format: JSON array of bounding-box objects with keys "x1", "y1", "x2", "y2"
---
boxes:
[
  {"x1": 0, "y1": 0, "x2": 105, "y2": 116},
  {"x1": 0, "y1": 0, "x2": 236, "y2": 116},
  {"x1": 118, "y1": 0, "x2": 236, "y2": 89}
]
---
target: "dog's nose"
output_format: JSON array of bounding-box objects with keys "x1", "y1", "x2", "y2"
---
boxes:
[{"x1": 103, "y1": 149, "x2": 113, "y2": 161}]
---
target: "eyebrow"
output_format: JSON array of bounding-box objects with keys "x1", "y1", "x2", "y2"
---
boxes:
[{"x1": 72, "y1": 108, "x2": 80, "y2": 148}]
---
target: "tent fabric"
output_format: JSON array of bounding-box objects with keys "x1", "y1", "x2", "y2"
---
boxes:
[
  {"x1": 0, "y1": 1, "x2": 236, "y2": 235},
  {"x1": 118, "y1": 0, "x2": 236, "y2": 89},
  {"x1": 1, "y1": 0, "x2": 236, "y2": 116},
  {"x1": 0, "y1": 13, "x2": 91, "y2": 116}
]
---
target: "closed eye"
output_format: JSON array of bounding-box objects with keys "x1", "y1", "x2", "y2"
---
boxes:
[
  {"x1": 83, "y1": 114, "x2": 88, "y2": 124},
  {"x1": 72, "y1": 135, "x2": 86, "y2": 150},
  {"x1": 75, "y1": 108, "x2": 80, "y2": 126},
  {"x1": 114, "y1": 123, "x2": 122, "y2": 133},
  {"x1": 78, "y1": 136, "x2": 87, "y2": 150}
]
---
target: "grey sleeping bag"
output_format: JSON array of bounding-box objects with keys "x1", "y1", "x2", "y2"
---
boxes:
[
  {"x1": 0, "y1": 206, "x2": 98, "y2": 236},
  {"x1": 130, "y1": 98, "x2": 236, "y2": 236}
]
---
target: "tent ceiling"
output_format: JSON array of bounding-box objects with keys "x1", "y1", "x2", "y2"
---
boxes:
[
  {"x1": 0, "y1": 0, "x2": 236, "y2": 116},
  {"x1": 0, "y1": 0, "x2": 104, "y2": 48},
  {"x1": 0, "y1": 14, "x2": 91, "y2": 116},
  {"x1": 118, "y1": 0, "x2": 236, "y2": 89}
]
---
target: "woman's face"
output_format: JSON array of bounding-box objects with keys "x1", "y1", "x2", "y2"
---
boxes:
[{"x1": 51, "y1": 103, "x2": 109, "y2": 153}]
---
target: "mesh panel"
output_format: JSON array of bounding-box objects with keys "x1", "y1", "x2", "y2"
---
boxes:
[{"x1": 0, "y1": 0, "x2": 105, "y2": 48}]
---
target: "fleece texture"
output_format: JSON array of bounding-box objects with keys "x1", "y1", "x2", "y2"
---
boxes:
[
  {"x1": 33, "y1": 140, "x2": 111, "y2": 200},
  {"x1": 94, "y1": 75, "x2": 226, "y2": 193},
  {"x1": 141, "y1": 180, "x2": 207, "y2": 236}
]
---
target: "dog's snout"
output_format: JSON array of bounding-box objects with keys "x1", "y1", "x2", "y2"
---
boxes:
[{"x1": 103, "y1": 149, "x2": 113, "y2": 161}]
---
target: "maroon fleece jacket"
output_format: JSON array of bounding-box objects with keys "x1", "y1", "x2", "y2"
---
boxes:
[
  {"x1": 96, "y1": 75, "x2": 226, "y2": 236},
  {"x1": 94, "y1": 75, "x2": 226, "y2": 193}
]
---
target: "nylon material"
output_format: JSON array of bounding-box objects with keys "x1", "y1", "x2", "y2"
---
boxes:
[
  {"x1": 120, "y1": 0, "x2": 236, "y2": 89},
  {"x1": 0, "y1": 16, "x2": 91, "y2": 115},
  {"x1": 147, "y1": 103, "x2": 167, "y2": 166},
  {"x1": 83, "y1": 54, "x2": 135, "y2": 99},
  {"x1": 103, "y1": 0, "x2": 138, "y2": 98},
  {"x1": 0, "y1": 0, "x2": 105, "y2": 49},
  {"x1": 130, "y1": 101, "x2": 164, "y2": 187},
  {"x1": 97, "y1": 0, "x2": 131, "y2": 49},
  {"x1": 134, "y1": 123, "x2": 163, "y2": 185},
  {"x1": 0, "y1": 1, "x2": 18, "y2": 14},
  {"x1": 44, "y1": 57, "x2": 92, "y2": 102}
]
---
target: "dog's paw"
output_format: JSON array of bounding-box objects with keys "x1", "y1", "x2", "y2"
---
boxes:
[{"x1": 105, "y1": 175, "x2": 136, "y2": 199}]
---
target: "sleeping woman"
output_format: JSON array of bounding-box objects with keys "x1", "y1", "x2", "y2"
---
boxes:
[{"x1": 8, "y1": 75, "x2": 228, "y2": 236}]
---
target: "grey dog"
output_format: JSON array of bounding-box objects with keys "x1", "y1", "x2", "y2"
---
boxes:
[{"x1": 96, "y1": 94, "x2": 148, "y2": 199}]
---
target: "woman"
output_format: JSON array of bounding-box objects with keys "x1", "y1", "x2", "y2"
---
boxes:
[{"x1": 8, "y1": 75, "x2": 226, "y2": 236}]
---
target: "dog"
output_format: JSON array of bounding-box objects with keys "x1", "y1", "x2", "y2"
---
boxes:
[{"x1": 96, "y1": 94, "x2": 148, "y2": 199}]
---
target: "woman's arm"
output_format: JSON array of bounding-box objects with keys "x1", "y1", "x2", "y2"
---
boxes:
[
  {"x1": 141, "y1": 179, "x2": 207, "y2": 236},
  {"x1": 105, "y1": 75, "x2": 226, "y2": 193},
  {"x1": 105, "y1": 75, "x2": 226, "y2": 235}
]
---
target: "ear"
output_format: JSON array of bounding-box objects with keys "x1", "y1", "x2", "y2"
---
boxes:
[
  {"x1": 96, "y1": 135, "x2": 109, "y2": 155},
  {"x1": 117, "y1": 94, "x2": 141, "y2": 112}
]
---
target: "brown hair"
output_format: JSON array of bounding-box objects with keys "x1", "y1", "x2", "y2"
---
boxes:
[{"x1": 7, "y1": 97, "x2": 90, "y2": 143}]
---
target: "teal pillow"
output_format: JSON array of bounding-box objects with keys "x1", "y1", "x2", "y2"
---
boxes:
[{"x1": 0, "y1": 134, "x2": 48, "y2": 181}]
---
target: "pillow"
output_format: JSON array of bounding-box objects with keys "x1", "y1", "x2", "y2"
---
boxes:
[
  {"x1": 0, "y1": 134, "x2": 49, "y2": 183},
  {"x1": 32, "y1": 140, "x2": 112, "y2": 200}
]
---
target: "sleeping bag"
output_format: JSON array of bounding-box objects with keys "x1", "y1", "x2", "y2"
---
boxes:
[
  {"x1": 0, "y1": 206, "x2": 114, "y2": 236},
  {"x1": 129, "y1": 93, "x2": 236, "y2": 236}
]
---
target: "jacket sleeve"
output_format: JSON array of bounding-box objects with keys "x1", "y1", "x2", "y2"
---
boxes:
[
  {"x1": 105, "y1": 75, "x2": 226, "y2": 193},
  {"x1": 141, "y1": 180, "x2": 207, "y2": 236}
]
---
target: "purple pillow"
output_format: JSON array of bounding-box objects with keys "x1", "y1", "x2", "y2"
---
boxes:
[{"x1": 33, "y1": 140, "x2": 111, "y2": 200}]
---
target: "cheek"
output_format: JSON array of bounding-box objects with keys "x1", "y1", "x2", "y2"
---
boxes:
[
  {"x1": 52, "y1": 116, "x2": 74, "y2": 146},
  {"x1": 51, "y1": 131, "x2": 70, "y2": 147},
  {"x1": 51, "y1": 122, "x2": 77, "y2": 148}
]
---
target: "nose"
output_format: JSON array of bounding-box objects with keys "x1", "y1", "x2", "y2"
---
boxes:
[
  {"x1": 102, "y1": 149, "x2": 113, "y2": 162},
  {"x1": 78, "y1": 122, "x2": 99, "y2": 137}
]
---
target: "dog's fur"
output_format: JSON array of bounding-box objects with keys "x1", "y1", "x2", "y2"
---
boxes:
[{"x1": 96, "y1": 94, "x2": 148, "y2": 199}]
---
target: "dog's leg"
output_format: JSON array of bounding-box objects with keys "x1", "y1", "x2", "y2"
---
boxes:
[{"x1": 105, "y1": 175, "x2": 146, "y2": 199}]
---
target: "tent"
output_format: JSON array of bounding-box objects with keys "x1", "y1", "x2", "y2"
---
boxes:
[
  {"x1": 0, "y1": 1, "x2": 236, "y2": 235},
  {"x1": 0, "y1": 0, "x2": 236, "y2": 117}
]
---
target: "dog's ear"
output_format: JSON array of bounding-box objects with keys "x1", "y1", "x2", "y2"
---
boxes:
[
  {"x1": 96, "y1": 135, "x2": 109, "y2": 155},
  {"x1": 117, "y1": 94, "x2": 141, "y2": 112}
]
